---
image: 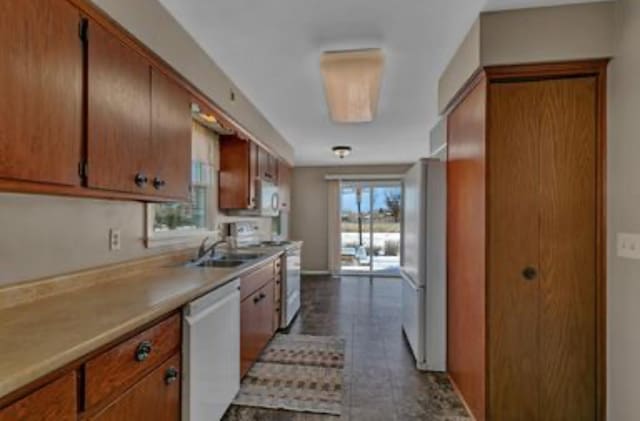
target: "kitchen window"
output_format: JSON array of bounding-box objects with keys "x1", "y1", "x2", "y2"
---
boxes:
[{"x1": 146, "y1": 122, "x2": 218, "y2": 247}]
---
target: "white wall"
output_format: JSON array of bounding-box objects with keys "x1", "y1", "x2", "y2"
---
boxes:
[{"x1": 607, "y1": 0, "x2": 640, "y2": 418}]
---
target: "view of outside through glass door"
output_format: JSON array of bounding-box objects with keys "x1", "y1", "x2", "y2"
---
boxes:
[{"x1": 340, "y1": 181, "x2": 402, "y2": 275}]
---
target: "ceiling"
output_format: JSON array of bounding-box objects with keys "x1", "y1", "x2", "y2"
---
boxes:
[{"x1": 158, "y1": 0, "x2": 604, "y2": 166}]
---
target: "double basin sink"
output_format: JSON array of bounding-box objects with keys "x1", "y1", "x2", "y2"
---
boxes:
[{"x1": 187, "y1": 252, "x2": 265, "y2": 268}]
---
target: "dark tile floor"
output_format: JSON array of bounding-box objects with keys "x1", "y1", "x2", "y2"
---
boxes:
[{"x1": 223, "y1": 275, "x2": 470, "y2": 421}]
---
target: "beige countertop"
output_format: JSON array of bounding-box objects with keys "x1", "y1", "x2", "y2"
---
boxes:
[{"x1": 0, "y1": 249, "x2": 285, "y2": 399}]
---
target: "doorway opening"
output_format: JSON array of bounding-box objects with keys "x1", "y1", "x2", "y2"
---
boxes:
[{"x1": 339, "y1": 181, "x2": 402, "y2": 275}]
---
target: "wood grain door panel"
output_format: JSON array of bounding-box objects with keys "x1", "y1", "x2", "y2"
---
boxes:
[
  {"x1": 0, "y1": 0, "x2": 82, "y2": 186},
  {"x1": 150, "y1": 68, "x2": 191, "y2": 200},
  {"x1": 0, "y1": 372, "x2": 76, "y2": 421},
  {"x1": 87, "y1": 21, "x2": 151, "y2": 194},
  {"x1": 538, "y1": 77, "x2": 597, "y2": 420},
  {"x1": 446, "y1": 77, "x2": 487, "y2": 421},
  {"x1": 488, "y1": 81, "x2": 542, "y2": 420},
  {"x1": 487, "y1": 77, "x2": 597, "y2": 420},
  {"x1": 90, "y1": 354, "x2": 180, "y2": 421}
]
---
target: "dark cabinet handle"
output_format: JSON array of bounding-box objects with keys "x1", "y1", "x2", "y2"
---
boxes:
[
  {"x1": 152, "y1": 177, "x2": 166, "y2": 190},
  {"x1": 522, "y1": 266, "x2": 537, "y2": 281},
  {"x1": 253, "y1": 292, "x2": 268, "y2": 304},
  {"x1": 134, "y1": 340, "x2": 152, "y2": 362},
  {"x1": 134, "y1": 173, "x2": 148, "y2": 187},
  {"x1": 164, "y1": 367, "x2": 179, "y2": 385}
]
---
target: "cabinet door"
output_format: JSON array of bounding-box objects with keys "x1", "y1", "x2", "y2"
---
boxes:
[
  {"x1": 257, "y1": 146, "x2": 277, "y2": 181},
  {"x1": 150, "y1": 68, "x2": 191, "y2": 200},
  {"x1": 90, "y1": 354, "x2": 180, "y2": 421},
  {"x1": 0, "y1": 0, "x2": 82, "y2": 186},
  {"x1": 240, "y1": 281, "x2": 274, "y2": 377},
  {"x1": 488, "y1": 77, "x2": 597, "y2": 421},
  {"x1": 0, "y1": 372, "x2": 76, "y2": 421},
  {"x1": 219, "y1": 136, "x2": 251, "y2": 209},
  {"x1": 278, "y1": 160, "x2": 291, "y2": 211},
  {"x1": 87, "y1": 21, "x2": 151, "y2": 194},
  {"x1": 249, "y1": 141, "x2": 258, "y2": 208}
]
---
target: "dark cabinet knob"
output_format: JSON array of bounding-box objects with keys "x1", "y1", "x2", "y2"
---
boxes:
[
  {"x1": 164, "y1": 367, "x2": 179, "y2": 385},
  {"x1": 134, "y1": 173, "x2": 148, "y2": 187},
  {"x1": 134, "y1": 340, "x2": 152, "y2": 362},
  {"x1": 253, "y1": 295, "x2": 260, "y2": 304},
  {"x1": 522, "y1": 266, "x2": 537, "y2": 281},
  {"x1": 152, "y1": 177, "x2": 166, "y2": 190}
]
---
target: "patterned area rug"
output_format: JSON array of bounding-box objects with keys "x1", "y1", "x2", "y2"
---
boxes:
[
  {"x1": 258, "y1": 334, "x2": 346, "y2": 368},
  {"x1": 232, "y1": 334, "x2": 346, "y2": 415}
]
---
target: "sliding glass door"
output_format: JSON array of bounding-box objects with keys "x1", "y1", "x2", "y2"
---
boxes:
[{"x1": 340, "y1": 181, "x2": 402, "y2": 275}]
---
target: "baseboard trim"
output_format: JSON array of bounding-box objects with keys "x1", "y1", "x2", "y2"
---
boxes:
[{"x1": 301, "y1": 270, "x2": 331, "y2": 276}]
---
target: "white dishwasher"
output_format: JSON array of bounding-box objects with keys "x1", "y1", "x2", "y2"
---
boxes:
[{"x1": 183, "y1": 278, "x2": 240, "y2": 421}]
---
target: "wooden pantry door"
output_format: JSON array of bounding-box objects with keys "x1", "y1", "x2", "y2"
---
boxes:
[{"x1": 488, "y1": 77, "x2": 597, "y2": 420}]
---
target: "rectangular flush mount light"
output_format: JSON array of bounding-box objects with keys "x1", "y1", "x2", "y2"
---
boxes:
[{"x1": 320, "y1": 49, "x2": 384, "y2": 123}]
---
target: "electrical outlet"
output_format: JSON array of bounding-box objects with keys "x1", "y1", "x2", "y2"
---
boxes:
[
  {"x1": 617, "y1": 233, "x2": 640, "y2": 259},
  {"x1": 109, "y1": 229, "x2": 121, "y2": 251}
]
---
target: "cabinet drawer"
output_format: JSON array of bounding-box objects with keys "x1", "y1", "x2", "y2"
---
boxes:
[
  {"x1": 0, "y1": 372, "x2": 76, "y2": 421},
  {"x1": 241, "y1": 262, "x2": 274, "y2": 301},
  {"x1": 84, "y1": 314, "x2": 180, "y2": 408},
  {"x1": 90, "y1": 354, "x2": 180, "y2": 421}
]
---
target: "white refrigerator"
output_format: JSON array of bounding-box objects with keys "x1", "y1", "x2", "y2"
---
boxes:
[{"x1": 400, "y1": 158, "x2": 446, "y2": 371}]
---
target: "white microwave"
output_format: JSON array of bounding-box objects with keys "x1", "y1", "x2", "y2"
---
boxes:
[{"x1": 256, "y1": 179, "x2": 280, "y2": 217}]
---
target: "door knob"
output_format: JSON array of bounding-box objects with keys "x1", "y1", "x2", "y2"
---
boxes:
[{"x1": 522, "y1": 266, "x2": 537, "y2": 280}]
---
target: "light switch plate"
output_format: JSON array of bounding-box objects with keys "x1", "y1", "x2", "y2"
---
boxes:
[
  {"x1": 617, "y1": 233, "x2": 640, "y2": 259},
  {"x1": 109, "y1": 228, "x2": 121, "y2": 251}
]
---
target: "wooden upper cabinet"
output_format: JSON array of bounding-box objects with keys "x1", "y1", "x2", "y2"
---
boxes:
[
  {"x1": 258, "y1": 146, "x2": 278, "y2": 182},
  {"x1": 0, "y1": 372, "x2": 77, "y2": 421},
  {"x1": 87, "y1": 20, "x2": 151, "y2": 194},
  {"x1": 219, "y1": 135, "x2": 256, "y2": 210},
  {"x1": 150, "y1": 68, "x2": 192, "y2": 200},
  {"x1": 0, "y1": 0, "x2": 82, "y2": 186},
  {"x1": 278, "y1": 160, "x2": 292, "y2": 211}
]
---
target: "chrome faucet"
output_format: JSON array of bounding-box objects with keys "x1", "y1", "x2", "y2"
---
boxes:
[{"x1": 196, "y1": 237, "x2": 229, "y2": 260}]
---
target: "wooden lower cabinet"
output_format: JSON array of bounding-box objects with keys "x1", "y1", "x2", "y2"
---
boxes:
[
  {"x1": 240, "y1": 280, "x2": 275, "y2": 377},
  {"x1": 0, "y1": 372, "x2": 77, "y2": 421},
  {"x1": 84, "y1": 314, "x2": 180, "y2": 408},
  {"x1": 89, "y1": 354, "x2": 180, "y2": 421}
]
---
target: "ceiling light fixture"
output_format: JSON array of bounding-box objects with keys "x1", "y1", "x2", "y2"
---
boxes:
[
  {"x1": 332, "y1": 146, "x2": 352, "y2": 159},
  {"x1": 320, "y1": 48, "x2": 384, "y2": 123}
]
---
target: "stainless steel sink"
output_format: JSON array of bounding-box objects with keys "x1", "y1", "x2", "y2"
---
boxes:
[
  {"x1": 220, "y1": 253, "x2": 263, "y2": 261},
  {"x1": 193, "y1": 260, "x2": 245, "y2": 268},
  {"x1": 186, "y1": 252, "x2": 265, "y2": 268}
]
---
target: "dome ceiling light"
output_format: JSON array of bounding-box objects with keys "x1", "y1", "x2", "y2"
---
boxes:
[{"x1": 332, "y1": 146, "x2": 352, "y2": 159}]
